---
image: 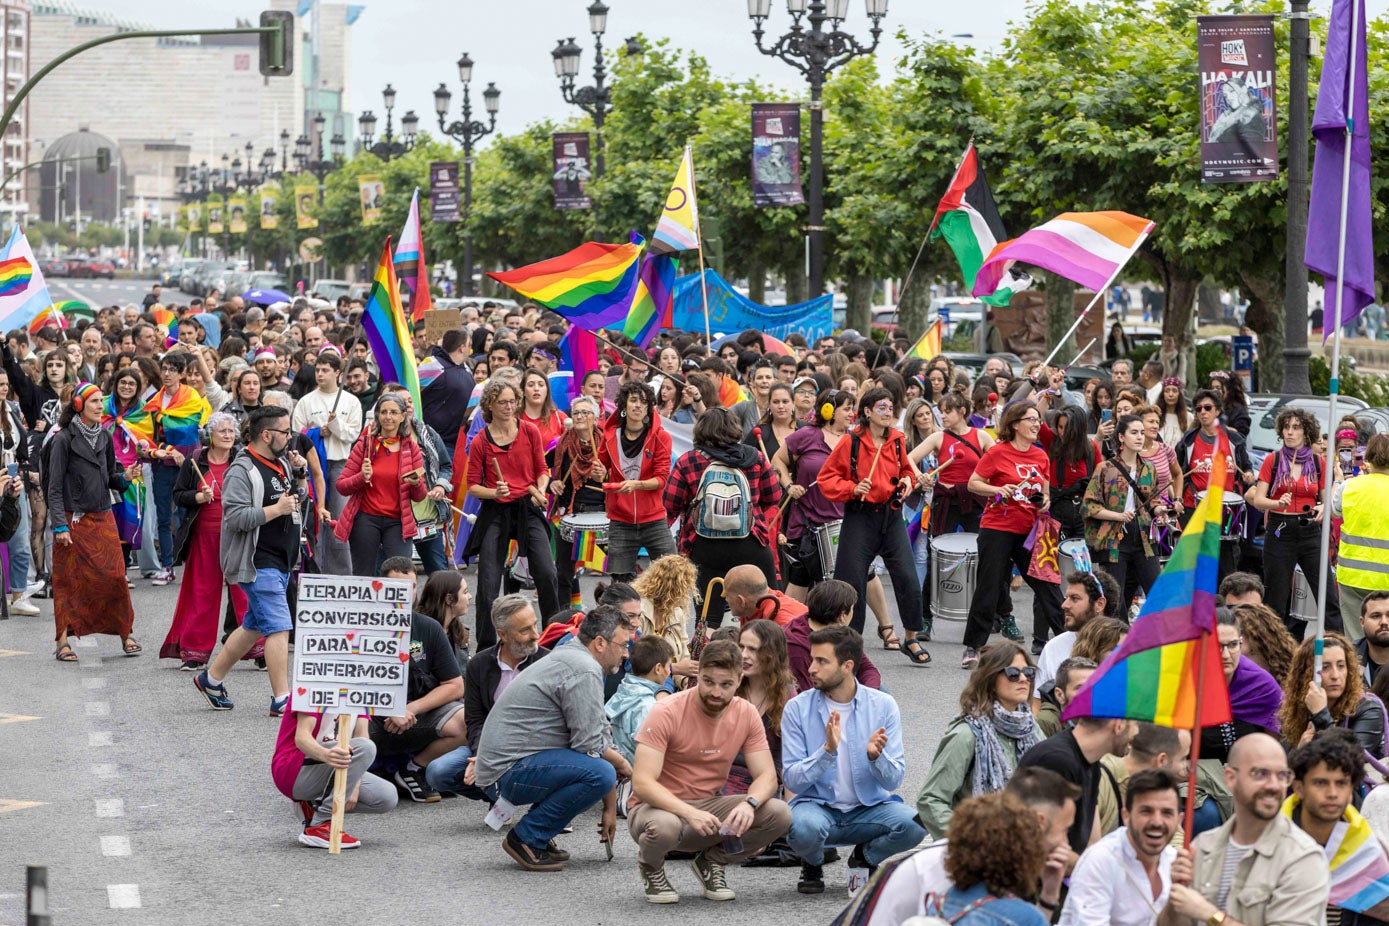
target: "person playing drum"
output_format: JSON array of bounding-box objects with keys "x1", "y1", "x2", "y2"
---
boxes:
[
  {"x1": 773, "y1": 389, "x2": 855, "y2": 601},
  {"x1": 548, "y1": 395, "x2": 608, "y2": 609},
  {"x1": 962, "y1": 400, "x2": 1064, "y2": 671},
  {"x1": 1175, "y1": 388, "x2": 1255, "y2": 580},
  {"x1": 1139, "y1": 403, "x2": 1183, "y2": 562},
  {"x1": 817, "y1": 387, "x2": 931, "y2": 666},
  {"x1": 1083, "y1": 413, "x2": 1165, "y2": 611},
  {"x1": 909, "y1": 389, "x2": 994, "y2": 536},
  {"x1": 598, "y1": 380, "x2": 675, "y2": 583}
]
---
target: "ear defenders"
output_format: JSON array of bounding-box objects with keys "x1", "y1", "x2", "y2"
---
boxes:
[{"x1": 820, "y1": 389, "x2": 842, "y2": 423}]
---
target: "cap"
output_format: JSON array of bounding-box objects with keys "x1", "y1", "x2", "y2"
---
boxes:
[{"x1": 792, "y1": 376, "x2": 818, "y2": 393}]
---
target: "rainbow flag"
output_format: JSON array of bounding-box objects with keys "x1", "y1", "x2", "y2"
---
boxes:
[
  {"x1": 1284, "y1": 796, "x2": 1389, "y2": 918},
  {"x1": 0, "y1": 227, "x2": 53, "y2": 333},
  {"x1": 557, "y1": 325, "x2": 600, "y2": 403},
  {"x1": 394, "y1": 188, "x2": 433, "y2": 324},
  {"x1": 362, "y1": 237, "x2": 421, "y2": 409},
  {"x1": 905, "y1": 504, "x2": 924, "y2": 547},
  {"x1": 27, "y1": 304, "x2": 68, "y2": 335},
  {"x1": 56, "y1": 300, "x2": 94, "y2": 324},
  {"x1": 1062, "y1": 453, "x2": 1231, "y2": 729},
  {"x1": 648, "y1": 147, "x2": 700, "y2": 255},
  {"x1": 620, "y1": 253, "x2": 675, "y2": 349},
  {"x1": 575, "y1": 530, "x2": 608, "y2": 572},
  {"x1": 133, "y1": 384, "x2": 211, "y2": 457},
  {"x1": 488, "y1": 233, "x2": 644, "y2": 329},
  {"x1": 905, "y1": 318, "x2": 943, "y2": 361},
  {"x1": 974, "y1": 211, "x2": 1154, "y2": 299},
  {"x1": 103, "y1": 397, "x2": 152, "y2": 544}
]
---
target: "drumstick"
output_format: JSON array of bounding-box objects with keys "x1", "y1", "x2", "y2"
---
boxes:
[
  {"x1": 753, "y1": 426, "x2": 770, "y2": 464},
  {"x1": 190, "y1": 457, "x2": 207, "y2": 491},
  {"x1": 866, "y1": 440, "x2": 887, "y2": 483},
  {"x1": 926, "y1": 445, "x2": 957, "y2": 480}
]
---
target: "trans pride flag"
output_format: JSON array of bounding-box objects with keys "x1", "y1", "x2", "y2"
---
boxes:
[
  {"x1": 394, "y1": 188, "x2": 433, "y2": 324},
  {"x1": 556, "y1": 325, "x2": 599, "y2": 403}
]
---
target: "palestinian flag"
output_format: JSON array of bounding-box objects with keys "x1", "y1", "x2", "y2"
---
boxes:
[{"x1": 930, "y1": 143, "x2": 1031, "y2": 307}]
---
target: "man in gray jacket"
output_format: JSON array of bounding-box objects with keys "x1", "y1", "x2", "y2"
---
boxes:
[
  {"x1": 475, "y1": 605, "x2": 635, "y2": 872},
  {"x1": 194, "y1": 406, "x2": 308, "y2": 717}
]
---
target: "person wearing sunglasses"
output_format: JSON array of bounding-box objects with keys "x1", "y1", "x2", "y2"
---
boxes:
[
  {"x1": 817, "y1": 387, "x2": 930, "y2": 666},
  {"x1": 1174, "y1": 388, "x2": 1255, "y2": 580},
  {"x1": 963, "y1": 400, "x2": 1064, "y2": 670}
]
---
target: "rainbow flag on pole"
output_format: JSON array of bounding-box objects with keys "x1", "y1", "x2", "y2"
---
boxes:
[
  {"x1": 973, "y1": 211, "x2": 1154, "y2": 299},
  {"x1": 575, "y1": 530, "x2": 608, "y2": 572},
  {"x1": 27, "y1": 304, "x2": 68, "y2": 335},
  {"x1": 1062, "y1": 453, "x2": 1231, "y2": 729},
  {"x1": 619, "y1": 253, "x2": 675, "y2": 349},
  {"x1": 394, "y1": 188, "x2": 433, "y2": 324},
  {"x1": 488, "y1": 233, "x2": 644, "y2": 330},
  {"x1": 905, "y1": 318, "x2": 942, "y2": 361},
  {"x1": 363, "y1": 237, "x2": 421, "y2": 408},
  {"x1": 0, "y1": 226, "x2": 53, "y2": 333}
]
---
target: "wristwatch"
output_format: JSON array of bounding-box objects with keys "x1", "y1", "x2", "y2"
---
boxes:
[
  {"x1": 745, "y1": 796, "x2": 760, "y2": 810},
  {"x1": 1206, "y1": 913, "x2": 1227, "y2": 926}
]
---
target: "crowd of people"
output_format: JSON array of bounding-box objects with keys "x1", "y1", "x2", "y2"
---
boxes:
[{"x1": 20, "y1": 285, "x2": 1389, "y2": 923}]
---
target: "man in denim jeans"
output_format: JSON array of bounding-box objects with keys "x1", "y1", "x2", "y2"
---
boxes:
[
  {"x1": 474, "y1": 605, "x2": 633, "y2": 871},
  {"x1": 194, "y1": 406, "x2": 306, "y2": 717}
]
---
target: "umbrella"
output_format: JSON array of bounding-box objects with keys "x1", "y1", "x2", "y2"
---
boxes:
[
  {"x1": 243, "y1": 288, "x2": 293, "y2": 306},
  {"x1": 711, "y1": 331, "x2": 795, "y2": 358}
]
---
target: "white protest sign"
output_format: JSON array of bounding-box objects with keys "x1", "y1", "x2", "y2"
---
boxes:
[{"x1": 291, "y1": 574, "x2": 413, "y2": 717}]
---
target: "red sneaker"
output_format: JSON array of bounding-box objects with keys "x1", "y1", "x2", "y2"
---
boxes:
[{"x1": 298, "y1": 821, "x2": 360, "y2": 849}]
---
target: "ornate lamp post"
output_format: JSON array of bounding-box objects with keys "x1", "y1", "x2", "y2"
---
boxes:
[
  {"x1": 746, "y1": 0, "x2": 888, "y2": 297},
  {"x1": 177, "y1": 159, "x2": 212, "y2": 257},
  {"x1": 358, "y1": 84, "x2": 418, "y2": 162},
  {"x1": 435, "y1": 53, "x2": 500, "y2": 297},
  {"x1": 551, "y1": 1, "x2": 615, "y2": 179},
  {"x1": 295, "y1": 113, "x2": 345, "y2": 205}
]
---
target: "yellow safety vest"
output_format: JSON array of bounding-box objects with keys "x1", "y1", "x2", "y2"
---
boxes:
[{"x1": 1338, "y1": 473, "x2": 1389, "y2": 590}]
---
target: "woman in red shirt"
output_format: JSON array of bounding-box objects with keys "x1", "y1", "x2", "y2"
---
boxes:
[
  {"x1": 818, "y1": 387, "x2": 931, "y2": 665},
  {"x1": 1248, "y1": 406, "x2": 1339, "y2": 636},
  {"x1": 962, "y1": 400, "x2": 1063, "y2": 669},
  {"x1": 334, "y1": 392, "x2": 428, "y2": 577},
  {"x1": 520, "y1": 369, "x2": 568, "y2": 449},
  {"x1": 461, "y1": 379, "x2": 556, "y2": 649},
  {"x1": 909, "y1": 390, "x2": 994, "y2": 536}
]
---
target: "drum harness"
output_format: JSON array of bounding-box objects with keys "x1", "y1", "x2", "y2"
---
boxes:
[{"x1": 845, "y1": 429, "x2": 907, "y2": 535}]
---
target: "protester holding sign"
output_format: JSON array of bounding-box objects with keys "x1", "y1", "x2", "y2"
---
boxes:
[{"x1": 270, "y1": 709, "x2": 397, "y2": 849}]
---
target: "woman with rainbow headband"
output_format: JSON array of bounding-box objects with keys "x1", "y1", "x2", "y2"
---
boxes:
[
  {"x1": 47, "y1": 383, "x2": 143, "y2": 662},
  {"x1": 101, "y1": 368, "x2": 151, "y2": 556}
]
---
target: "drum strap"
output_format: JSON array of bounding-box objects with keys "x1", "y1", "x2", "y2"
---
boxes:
[{"x1": 944, "y1": 430, "x2": 983, "y2": 461}]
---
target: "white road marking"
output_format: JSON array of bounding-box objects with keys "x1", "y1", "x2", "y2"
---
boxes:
[
  {"x1": 83, "y1": 677, "x2": 107, "y2": 689},
  {"x1": 106, "y1": 884, "x2": 141, "y2": 909},
  {"x1": 72, "y1": 637, "x2": 97, "y2": 648},
  {"x1": 94, "y1": 799, "x2": 124, "y2": 818},
  {"x1": 91, "y1": 764, "x2": 117, "y2": 779},
  {"x1": 100, "y1": 835, "x2": 131, "y2": 857},
  {"x1": 84, "y1": 702, "x2": 110, "y2": 717},
  {"x1": 89, "y1": 731, "x2": 113, "y2": 747}
]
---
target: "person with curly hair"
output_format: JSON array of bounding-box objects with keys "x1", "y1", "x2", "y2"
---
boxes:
[
  {"x1": 917, "y1": 641, "x2": 1042, "y2": 838},
  {"x1": 1233, "y1": 603, "x2": 1296, "y2": 682},
  {"x1": 1279, "y1": 632, "x2": 1387, "y2": 758},
  {"x1": 924, "y1": 791, "x2": 1050, "y2": 924},
  {"x1": 599, "y1": 378, "x2": 675, "y2": 583},
  {"x1": 631, "y1": 553, "x2": 699, "y2": 684}
]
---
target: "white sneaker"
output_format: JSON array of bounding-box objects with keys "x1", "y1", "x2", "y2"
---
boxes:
[
  {"x1": 151, "y1": 568, "x2": 175, "y2": 586},
  {"x1": 8, "y1": 598, "x2": 39, "y2": 615},
  {"x1": 18, "y1": 580, "x2": 44, "y2": 599}
]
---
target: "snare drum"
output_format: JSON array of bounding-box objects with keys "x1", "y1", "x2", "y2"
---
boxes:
[
  {"x1": 931, "y1": 533, "x2": 979, "y2": 623},
  {"x1": 1196, "y1": 490, "x2": 1247, "y2": 540},
  {"x1": 558, "y1": 511, "x2": 610, "y2": 543},
  {"x1": 1058, "y1": 538, "x2": 1092, "y2": 576},
  {"x1": 1290, "y1": 565, "x2": 1315, "y2": 627},
  {"x1": 813, "y1": 519, "x2": 843, "y2": 581},
  {"x1": 1148, "y1": 514, "x2": 1177, "y2": 562}
]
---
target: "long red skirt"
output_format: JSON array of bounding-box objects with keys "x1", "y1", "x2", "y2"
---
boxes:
[
  {"x1": 53, "y1": 509, "x2": 135, "y2": 642},
  {"x1": 160, "y1": 512, "x2": 250, "y2": 663}
]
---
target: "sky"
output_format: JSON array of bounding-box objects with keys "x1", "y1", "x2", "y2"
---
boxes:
[{"x1": 69, "y1": 0, "x2": 1389, "y2": 145}]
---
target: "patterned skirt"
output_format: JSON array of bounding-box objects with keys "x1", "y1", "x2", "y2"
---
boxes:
[{"x1": 53, "y1": 509, "x2": 135, "y2": 641}]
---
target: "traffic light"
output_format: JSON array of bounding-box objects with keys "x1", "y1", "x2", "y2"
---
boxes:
[
  {"x1": 95, "y1": 147, "x2": 110, "y2": 173},
  {"x1": 259, "y1": 11, "x2": 294, "y2": 77}
]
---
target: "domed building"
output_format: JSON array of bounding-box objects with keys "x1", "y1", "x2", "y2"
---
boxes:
[{"x1": 37, "y1": 126, "x2": 125, "y2": 225}]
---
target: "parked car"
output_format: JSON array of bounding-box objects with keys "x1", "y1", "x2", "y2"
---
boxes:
[
  {"x1": 160, "y1": 260, "x2": 183, "y2": 287},
  {"x1": 194, "y1": 262, "x2": 236, "y2": 297},
  {"x1": 178, "y1": 259, "x2": 207, "y2": 293},
  {"x1": 40, "y1": 258, "x2": 68, "y2": 277},
  {"x1": 1245, "y1": 393, "x2": 1369, "y2": 470},
  {"x1": 244, "y1": 271, "x2": 288, "y2": 294},
  {"x1": 311, "y1": 278, "x2": 354, "y2": 303},
  {"x1": 942, "y1": 352, "x2": 1022, "y2": 385}
]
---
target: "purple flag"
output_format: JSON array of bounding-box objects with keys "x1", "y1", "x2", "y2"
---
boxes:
[{"x1": 1305, "y1": 0, "x2": 1374, "y2": 339}]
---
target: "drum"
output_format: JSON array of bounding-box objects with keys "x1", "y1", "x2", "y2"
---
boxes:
[
  {"x1": 1290, "y1": 565, "x2": 1316, "y2": 628},
  {"x1": 813, "y1": 519, "x2": 843, "y2": 581},
  {"x1": 1148, "y1": 514, "x2": 1177, "y2": 563},
  {"x1": 931, "y1": 532, "x2": 979, "y2": 623},
  {"x1": 1196, "y1": 490, "x2": 1247, "y2": 541},
  {"x1": 558, "y1": 511, "x2": 610, "y2": 543},
  {"x1": 1058, "y1": 538, "x2": 1092, "y2": 577}
]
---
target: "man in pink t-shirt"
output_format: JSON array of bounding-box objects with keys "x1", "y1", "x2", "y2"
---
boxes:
[{"x1": 629, "y1": 639, "x2": 792, "y2": 904}]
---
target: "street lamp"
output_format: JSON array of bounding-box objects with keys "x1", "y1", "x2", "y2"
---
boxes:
[
  {"x1": 295, "y1": 116, "x2": 342, "y2": 205},
  {"x1": 177, "y1": 159, "x2": 213, "y2": 257},
  {"x1": 747, "y1": 0, "x2": 888, "y2": 297},
  {"x1": 436, "y1": 52, "x2": 501, "y2": 297},
  {"x1": 551, "y1": 0, "x2": 617, "y2": 179},
  {"x1": 359, "y1": 84, "x2": 416, "y2": 161}
]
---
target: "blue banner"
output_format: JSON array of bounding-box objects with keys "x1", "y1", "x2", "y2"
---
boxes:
[{"x1": 669, "y1": 269, "x2": 833, "y2": 342}]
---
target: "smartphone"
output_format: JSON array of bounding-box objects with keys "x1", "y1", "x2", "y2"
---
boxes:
[
  {"x1": 5, "y1": 462, "x2": 16, "y2": 479},
  {"x1": 1101, "y1": 409, "x2": 1112, "y2": 423}
]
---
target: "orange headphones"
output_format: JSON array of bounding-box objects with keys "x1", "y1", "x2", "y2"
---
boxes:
[{"x1": 73, "y1": 382, "x2": 101, "y2": 412}]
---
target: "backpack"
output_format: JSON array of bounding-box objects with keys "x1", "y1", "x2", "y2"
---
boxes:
[{"x1": 692, "y1": 454, "x2": 752, "y2": 539}]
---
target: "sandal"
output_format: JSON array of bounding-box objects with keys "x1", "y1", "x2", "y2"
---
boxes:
[
  {"x1": 901, "y1": 637, "x2": 932, "y2": 665},
  {"x1": 55, "y1": 642, "x2": 77, "y2": 662},
  {"x1": 121, "y1": 638, "x2": 142, "y2": 656},
  {"x1": 876, "y1": 624, "x2": 901, "y2": 651}
]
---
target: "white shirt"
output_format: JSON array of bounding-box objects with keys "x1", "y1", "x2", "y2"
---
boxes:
[
  {"x1": 1060, "y1": 827, "x2": 1174, "y2": 926},
  {"x1": 828, "y1": 700, "x2": 857, "y2": 812},
  {"x1": 859, "y1": 839, "x2": 951, "y2": 926},
  {"x1": 1036, "y1": 631, "x2": 1076, "y2": 692},
  {"x1": 290, "y1": 387, "x2": 364, "y2": 461}
]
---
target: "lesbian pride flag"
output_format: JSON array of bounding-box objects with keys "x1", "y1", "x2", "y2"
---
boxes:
[{"x1": 973, "y1": 211, "x2": 1153, "y2": 299}]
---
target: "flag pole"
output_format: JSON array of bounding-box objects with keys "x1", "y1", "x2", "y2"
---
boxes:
[
  {"x1": 1038, "y1": 228, "x2": 1153, "y2": 370},
  {"x1": 687, "y1": 145, "x2": 713, "y2": 346},
  {"x1": 1183, "y1": 627, "x2": 1210, "y2": 851},
  {"x1": 886, "y1": 140, "x2": 976, "y2": 335},
  {"x1": 1313, "y1": 0, "x2": 1362, "y2": 686}
]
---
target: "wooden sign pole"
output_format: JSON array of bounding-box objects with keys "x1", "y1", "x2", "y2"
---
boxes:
[{"x1": 328, "y1": 713, "x2": 352, "y2": 854}]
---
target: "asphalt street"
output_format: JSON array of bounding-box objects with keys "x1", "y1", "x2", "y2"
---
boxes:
[
  {"x1": 46, "y1": 276, "x2": 161, "y2": 311},
  {"x1": 0, "y1": 565, "x2": 1039, "y2": 926}
]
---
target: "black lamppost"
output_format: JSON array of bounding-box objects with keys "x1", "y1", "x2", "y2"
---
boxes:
[
  {"x1": 435, "y1": 53, "x2": 500, "y2": 297},
  {"x1": 177, "y1": 159, "x2": 212, "y2": 257},
  {"x1": 358, "y1": 84, "x2": 418, "y2": 162},
  {"x1": 210, "y1": 153, "x2": 238, "y2": 256},
  {"x1": 295, "y1": 113, "x2": 345, "y2": 205},
  {"x1": 551, "y1": 1, "x2": 614, "y2": 180},
  {"x1": 746, "y1": 0, "x2": 888, "y2": 298}
]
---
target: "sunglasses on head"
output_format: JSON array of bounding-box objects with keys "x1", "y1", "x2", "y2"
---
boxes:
[{"x1": 1001, "y1": 666, "x2": 1038, "y2": 682}]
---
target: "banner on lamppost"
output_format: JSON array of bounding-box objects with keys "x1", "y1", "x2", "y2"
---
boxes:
[
  {"x1": 359, "y1": 175, "x2": 384, "y2": 225},
  {"x1": 1198, "y1": 15, "x2": 1279, "y2": 184},
  {"x1": 552, "y1": 132, "x2": 593, "y2": 210},
  {"x1": 206, "y1": 195, "x2": 224, "y2": 234},
  {"x1": 184, "y1": 203, "x2": 201, "y2": 233},
  {"x1": 429, "y1": 161, "x2": 461, "y2": 223},
  {"x1": 228, "y1": 195, "x2": 247, "y2": 234},
  {"x1": 259, "y1": 191, "x2": 279, "y2": 229},
  {"x1": 295, "y1": 185, "x2": 318, "y2": 230},
  {"x1": 751, "y1": 103, "x2": 804, "y2": 208}
]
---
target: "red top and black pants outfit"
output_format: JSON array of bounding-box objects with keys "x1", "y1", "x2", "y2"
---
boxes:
[
  {"x1": 963, "y1": 441, "x2": 1064, "y2": 652},
  {"x1": 1258, "y1": 450, "x2": 1335, "y2": 638},
  {"x1": 817, "y1": 426, "x2": 924, "y2": 637}
]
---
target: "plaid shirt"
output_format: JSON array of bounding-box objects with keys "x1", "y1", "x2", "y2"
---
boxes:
[
  {"x1": 664, "y1": 449, "x2": 783, "y2": 555},
  {"x1": 1082, "y1": 456, "x2": 1158, "y2": 561}
]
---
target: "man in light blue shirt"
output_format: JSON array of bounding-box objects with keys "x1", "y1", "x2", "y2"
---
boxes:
[{"x1": 782, "y1": 625, "x2": 925, "y2": 895}]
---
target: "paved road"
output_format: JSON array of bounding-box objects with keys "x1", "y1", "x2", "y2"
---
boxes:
[
  {"x1": 45, "y1": 276, "x2": 157, "y2": 311},
  {"x1": 0, "y1": 567, "x2": 1038, "y2": 926}
]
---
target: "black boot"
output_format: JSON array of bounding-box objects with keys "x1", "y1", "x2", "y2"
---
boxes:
[{"x1": 797, "y1": 862, "x2": 825, "y2": 894}]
